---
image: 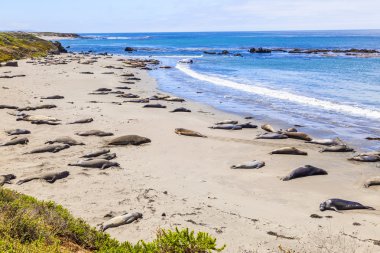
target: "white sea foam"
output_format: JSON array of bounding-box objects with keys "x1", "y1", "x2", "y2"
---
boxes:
[{"x1": 176, "y1": 64, "x2": 380, "y2": 120}]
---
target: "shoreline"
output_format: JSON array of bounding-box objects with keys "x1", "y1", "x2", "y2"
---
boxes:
[{"x1": 1, "y1": 53, "x2": 379, "y2": 252}]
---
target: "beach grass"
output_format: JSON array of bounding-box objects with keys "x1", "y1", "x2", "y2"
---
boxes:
[{"x1": 0, "y1": 188, "x2": 225, "y2": 253}]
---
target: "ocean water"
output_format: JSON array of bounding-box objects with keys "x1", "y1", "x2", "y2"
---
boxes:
[{"x1": 59, "y1": 31, "x2": 380, "y2": 151}]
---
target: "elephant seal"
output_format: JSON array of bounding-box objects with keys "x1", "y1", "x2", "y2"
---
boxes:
[
  {"x1": 24, "y1": 144, "x2": 70, "y2": 154},
  {"x1": 81, "y1": 149, "x2": 110, "y2": 158},
  {"x1": 261, "y1": 124, "x2": 276, "y2": 133},
  {"x1": 319, "y1": 199, "x2": 375, "y2": 212},
  {"x1": 41, "y1": 95, "x2": 64, "y2": 99},
  {"x1": 76, "y1": 130, "x2": 114, "y2": 137},
  {"x1": 0, "y1": 174, "x2": 16, "y2": 186},
  {"x1": 256, "y1": 133, "x2": 288, "y2": 139},
  {"x1": 100, "y1": 212, "x2": 143, "y2": 231},
  {"x1": 349, "y1": 154, "x2": 380, "y2": 162},
  {"x1": 364, "y1": 177, "x2": 380, "y2": 188},
  {"x1": 231, "y1": 160, "x2": 265, "y2": 169},
  {"x1": 68, "y1": 118, "x2": 93, "y2": 124},
  {"x1": 175, "y1": 128, "x2": 206, "y2": 138},
  {"x1": 143, "y1": 104, "x2": 167, "y2": 108},
  {"x1": 0, "y1": 105, "x2": 18, "y2": 110},
  {"x1": 216, "y1": 120, "x2": 238, "y2": 125},
  {"x1": 5, "y1": 129, "x2": 31, "y2": 136},
  {"x1": 306, "y1": 138, "x2": 343, "y2": 146},
  {"x1": 17, "y1": 171, "x2": 69, "y2": 185},
  {"x1": 107, "y1": 135, "x2": 151, "y2": 146},
  {"x1": 282, "y1": 165, "x2": 327, "y2": 181},
  {"x1": 209, "y1": 124, "x2": 242, "y2": 130},
  {"x1": 68, "y1": 159, "x2": 120, "y2": 169},
  {"x1": 321, "y1": 145, "x2": 354, "y2": 153},
  {"x1": 170, "y1": 107, "x2": 191, "y2": 113},
  {"x1": 17, "y1": 104, "x2": 56, "y2": 111},
  {"x1": 0, "y1": 137, "x2": 29, "y2": 146},
  {"x1": 282, "y1": 132, "x2": 312, "y2": 141},
  {"x1": 45, "y1": 136, "x2": 85, "y2": 146},
  {"x1": 270, "y1": 147, "x2": 308, "y2": 156}
]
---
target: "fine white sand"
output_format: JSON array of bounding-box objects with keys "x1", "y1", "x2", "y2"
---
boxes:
[{"x1": 1, "y1": 54, "x2": 379, "y2": 252}]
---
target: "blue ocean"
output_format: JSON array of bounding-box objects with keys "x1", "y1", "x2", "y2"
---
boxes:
[{"x1": 59, "y1": 31, "x2": 380, "y2": 151}]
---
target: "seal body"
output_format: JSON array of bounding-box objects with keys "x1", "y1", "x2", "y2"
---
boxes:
[
  {"x1": 231, "y1": 160, "x2": 265, "y2": 169},
  {"x1": 175, "y1": 128, "x2": 206, "y2": 138},
  {"x1": 107, "y1": 135, "x2": 151, "y2": 146},
  {"x1": 320, "y1": 199, "x2": 375, "y2": 212},
  {"x1": 282, "y1": 165, "x2": 327, "y2": 181},
  {"x1": 101, "y1": 212, "x2": 143, "y2": 231}
]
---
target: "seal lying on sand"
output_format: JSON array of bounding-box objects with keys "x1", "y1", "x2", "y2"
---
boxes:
[
  {"x1": 256, "y1": 133, "x2": 288, "y2": 139},
  {"x1": 81, "y1": 149, "x2": 110, "y2": 158},
  {"x1": 45, "y1": 136, "x2": 85, "y2": 146},
  {"x1": 0, "y1": 174, "x2": 16, "y2": 186},
  {"x1": 5, "y1": 129, "x2": 31, "y2": 136},
  {"x1": 76, "y1": 130, "x2": 114, "y2": 137},
  {"x1": 231, "y1": 160, "x2": 265, "y2": 169},
  {"x1": 100, "y1": 212, "x2": 143, "y2": 231},
  {"x1": 17, "y1": 171, "x2": 69, "y2": 185},
  {"x1": 364, "y1": 177, "x2": 380, "y2": 188},
  {"x1": 320, "y1": 199, "x2": 375, "y2": 212},
  {"x1": 68, "y1": 159, "x2": 120, "y2": 169},
  {"x1": 107, "y1": 135, "x2": 151, "y2": 146},
  {"x1": 321, "y1": 145, "x2": 354, "y2": 153},
  {"x1": 209, "y1": 124, "x2": 242, "y2": 130},
  {"x1": 68, "y1": 118, "x2": 93, "y2": 124},
  {"x1": 170, "y1": 107, "x2": 191, "y2": 113},
  {"x1": 41, "y1": 95, "x2": 64, "y2": 99},
  {"x1": 0, "y1": 137, "x2": 29, "y2": 146},
  {"x1": 143, "y1": 104, "x2": 167, "y2": 108},
  {"x1": 175, "y1": 128, "x2": 207, "y2": 138},
  {"x1": 261, "y1": 124, "x2": 276, "y2": 132},
  {"x1": 282, "y1": 165, "x2": 327, "y2": 181},
  {"x1": 270, "y1": 147, "x2": 308, "y2": 155},
  {"x1": 24, "y1": 144, "x2": 70, "y2": 154}
]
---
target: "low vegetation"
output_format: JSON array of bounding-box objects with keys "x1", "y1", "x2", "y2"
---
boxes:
[
  {"x1": 0, "y1": 188, "x2": 225, "y2": 252},
  {"x1": 0, "y1": 32, "x2": 58, "y2": 62}
]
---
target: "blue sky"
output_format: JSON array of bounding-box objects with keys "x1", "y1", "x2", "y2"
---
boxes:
[{"x1": 1, "y1": 0, "x2": 379, "y2": 32}]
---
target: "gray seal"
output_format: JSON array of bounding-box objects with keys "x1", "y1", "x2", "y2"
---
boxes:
[
  {"x1": 100, "y1": 212, "x2": 143, "y2": 231},
  {"x1": 17, "y1": 171, "x2": 69, "y2": 185},
  {"x1": 68, "y1": 159, "x2": 120, "y2": 170},
  {"x1": 231, "y1": 160, "x2": 265, "y2": 169},
  {"x1": 282, "y1": 165, "x2": 327, "y2": 181},
  {"x1": 107, "y1": 135, "x2": 151, "y2": 146},
  {"x1": 320, "y1": 199, "x2": 375, "y2": 212}
]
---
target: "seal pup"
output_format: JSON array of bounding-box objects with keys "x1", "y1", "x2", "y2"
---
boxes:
[
  {"x1": 107, "y1": 135, "x2": 151, "y2": 146},
  {"x1": 68, "y1": 118, "x2": 93, "y2": 124},
  {"x1": 0, "y1": 137, "x2": 29, "y2": 146},
  {"x1": 306, "y1": 138, "x2": 343, "y2": 146},
  {"x1": 45, "y1": 136, "x2": 85, "y2": 146},
  {"x1": 143, "y1": 104, "x2": 167, "y2": 108},
  {"x1": 76, "y1": 130, "x2": 114, "y2": 137},
  {"x1": 0, "y1": 174, "x2": 16, "y2": 186},
  {"x1": 17, "y1": 171, "x2": 69, "y2": 185},
  {"x1": 282, "y1": 165, "x2": 327, "y2": 181},
  {"x1": 175, "y1": 128, "x2": 207, "y2": 138},
  {"x1": 319, "y1": 199, "x2": 375, "y2": 212},
  {"x1": 100, "y1": 212, "x2": 143, "y2": 231},
  {"x1": 282, "y1": 132, "x2": 312, "y2": 141},
  {"x1": 216, "y1": 120, "x2": 238, "y2": 125},
  {"x1": 209, "y1": 124, "x2": 242, "y2": 130},
  {"x1": 231, "y1": 160, "x2": 265, "y2": 169},
  {"x1": 81, "y1": 149, "x2": 110, "y2": 158},
  {"x1": 261, "y1": 124, "x2": 276, "y2": 133},
  {"x1": 320, "y1": 145, "x2": 354, "y2": 153},
  {"x1": 41, "y1": 95, "x2": 64, "y2": 99},
  {"x1": 364, "y1": 177, "x2": 380, "y2": 188},
  {"x1": 24, "y1": 144, "x2": 70, "y2": 154},
  {"x1": 170, "y1": 107, "x2": 191, "y2": 113},
  {"x1": 256, "y1": 133, "x2": 288, "y2": 139},
  {"x1": 68, "y1": 159, "x2": 120, "y2": 169},
  {"x1": 5, "y1": 129, "x2": 31, "y2": 136},
  {"x1": 270, "y1": 147, "x2": 308, "y2": 156}
]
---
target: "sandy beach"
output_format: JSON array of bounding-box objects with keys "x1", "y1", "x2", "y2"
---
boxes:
[{"x1": 1, "y1": 54, "x2": 379, "y2": 252}]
